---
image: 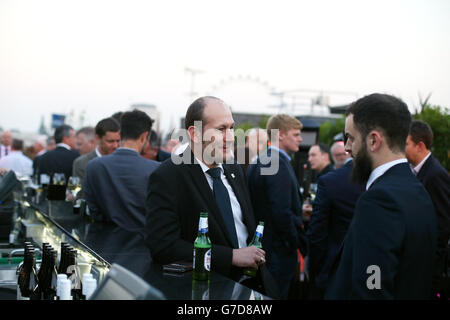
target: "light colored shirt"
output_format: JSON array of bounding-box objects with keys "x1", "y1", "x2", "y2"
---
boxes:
[
  {"x1": 412, "y1": 152, "x2": 431, "y2": 176},
  {"x1": 195, "y1": 156, "x2": 249, "y2": 248},
  {"x1": 0, "y1": 145, "x2": 11, "y2": 158},
  {"x1": 56, "y1": 143, "x2": 71, "y2": 150},
  {"x1": 269, "y1": 145, "x2": 291, "y2": 161},
  {"x1": 366, "y1": 158, "x2": 408, "y2": 190},
  {"x1": 95, "y1": 147, "x2": 102, "y2": 158},
  {"x1": 0, "y1": 151, "x2": 33, "y2": 177}
]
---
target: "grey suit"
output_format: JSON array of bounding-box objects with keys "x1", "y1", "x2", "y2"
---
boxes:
[
  {"x1": 72, "y1": 150, "x2": 98, "y2": 182},
  {"x1": 84, "y1": 148, "x2": 159, "y2": 234}
]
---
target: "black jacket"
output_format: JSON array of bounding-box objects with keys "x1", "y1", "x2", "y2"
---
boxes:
[
  {"x1": 325, "y1": 163, "x2": 437, "y2": 299},
  {"x1": 145, "y1": 147, "x2": 256, "y2": 280},
  {"x1": 35, "y1": 146, "x2": 79, "y2": 181}
]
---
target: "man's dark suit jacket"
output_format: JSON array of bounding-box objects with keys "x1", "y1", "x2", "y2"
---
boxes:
[
  {"x1": 84, "y1": 148, "x2": 159, "y2": 234},
  {"x1": 145, "y1": 147, "x2": 257, "y2": 280},
  {"x1": 307, "y1": 160, "x2": 364, "y2": 290},
  {"x1": 325, "y1": 163, "x2": 437, "y2": 299},
  {"x1": 73, "y1": 150, "x2": 98, "y2": 182},
  {"x1": 247, "y1": 148, "x2": 307, "y2": 256},
  {"x1": 246, "y1": 148, "x2": 308, "y2": 298},
  {"x1": 35, "y1": 146, "x2": 80, "y2": 180},
  {"x1": 416, "y1": 154, "x2": 450, "y2": 293},
  {"x1": 156, "y1": 149, "x2": 171, "y2": 162}
]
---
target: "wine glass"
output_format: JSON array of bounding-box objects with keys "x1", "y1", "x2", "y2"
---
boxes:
[
  {"x1": 67, "y1": 176, "x2": 81, "y2": 198},
  {"x1": 52, "y1": 173, "x2": 66, "y2": 186},
  {"x1": 309, "y1": 183, "x2": 318, "y2": 201}
]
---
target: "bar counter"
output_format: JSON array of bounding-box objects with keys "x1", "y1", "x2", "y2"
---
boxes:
[{"x1": 14, "y1": 193, "x2": 268, "y2": 300}]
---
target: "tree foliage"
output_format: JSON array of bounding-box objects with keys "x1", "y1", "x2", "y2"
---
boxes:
[
  {"x1": 318, "y1": 98, "x2": 449, "y2": 171},
  {"x1": 319, "y1": 116, "x2": 345, "y2": 146},
  {"x1": 413, "y1": 103, "x2": 450, "y2": 171}
]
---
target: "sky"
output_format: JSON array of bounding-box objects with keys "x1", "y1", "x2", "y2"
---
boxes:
[{"x1": 1, "y1": 0, "x2": 449, "y2": 136}]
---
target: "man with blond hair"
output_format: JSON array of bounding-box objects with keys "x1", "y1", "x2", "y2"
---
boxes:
[
  {"x1": 245, "y1": 128, "x2": 268, "y2": 163},
  {"x1": 247, "y1": 114, "x2": 308, "y2": 299}
]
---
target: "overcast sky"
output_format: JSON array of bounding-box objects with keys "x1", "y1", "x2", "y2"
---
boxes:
[{"x1": 1, "y1": 0, "x2": 449, "y2": 135}]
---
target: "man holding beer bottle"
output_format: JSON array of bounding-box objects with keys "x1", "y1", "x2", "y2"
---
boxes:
[{"x1": 145, "y1": 96, "x2": 266, "y2": 282}]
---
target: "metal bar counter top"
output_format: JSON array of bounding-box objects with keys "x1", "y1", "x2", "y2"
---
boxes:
[{"x1": 16, "y1": 195, "x2": 268, "y2": 300}]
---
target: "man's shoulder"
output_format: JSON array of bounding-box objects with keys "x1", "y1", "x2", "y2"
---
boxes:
[
  {"x1": 140, "y1": 157, "x2": 161, "y2": 170},
  {"x1": 74, "y1": 151, "x2": 97, "y2": 165},
  {"x1": 319, "y1": 162, "x2": 352, "y2": 184},
  {"x1": 20, "y1": 153, "x2": 33, "y2": 164},
  {"x1": 422, "y1": 155, "x2": 448, "y2": 180}
]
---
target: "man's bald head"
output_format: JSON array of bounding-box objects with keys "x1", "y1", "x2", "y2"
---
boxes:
[
  {"x1": 184, "y1": 96, "x2": 227, "y2": 130},
  {"x1": 1, "y1": 131, "x2": 12, "y2": 147}
]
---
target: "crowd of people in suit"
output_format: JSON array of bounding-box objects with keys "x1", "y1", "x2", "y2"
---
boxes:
[{"x1": 0, "y1": 92, "x2": 448, "y2": 300}]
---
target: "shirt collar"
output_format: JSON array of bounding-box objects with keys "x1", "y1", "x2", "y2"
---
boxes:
[
  {"x1": 116, "y1": 147, "x2": 139, "y2": 155},
  {"x1": 269, "y1": 146, "x2": 291, "y2": 161},
  {"x1": 56, "y1": 143, "x2": 71, "y2": 150},
  {"x1": 195, "y1": 156, "x2": 223, "y2": 175},
  {"x1": 95, "y1": 147, "x2": 102, "y2": 158},
  {"x1": 366, "y1": 158, "x2": 408, "y2": 190},
  {"x1": 413, "y1": 151, "x2": 431, "y2": 175}
]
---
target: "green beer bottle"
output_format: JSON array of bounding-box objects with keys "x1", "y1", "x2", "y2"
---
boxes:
[
  {"x1": 193, "y1": 212, "x2": 212, "y2": 281},
  {"x1": 244, "y1": 221, "x2": 264, "y2": 277}
]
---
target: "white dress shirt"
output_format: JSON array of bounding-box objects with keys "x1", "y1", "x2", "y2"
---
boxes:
[
  {"x1": 0, "y1": 151, "x2": 33, "y2": 177},
  {"x1": 95, "y1": 147, "x2": 103, "y2": 158},
  {"x1": 196, "y1": 157, "x2": 249, "y2": 248},
  {"x1": 56, "y1": 143, "x2": 72, "y2": 150},
  {"x1": 366, "y1": 158, "x2": 408, "y2": 190},
  {"x1": 412, "y1": 152, "x2": 431, "y2": 176},
  {"x1": 0, "y1": 145, "x2": 11, "y2": 158}
]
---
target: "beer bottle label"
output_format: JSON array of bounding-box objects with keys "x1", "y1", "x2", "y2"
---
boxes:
[
  {"x1": 199, "y1": 217, "x2": 208, "y2": 234},
  {"x1": 204, "y1": 249, "x2": 211, "y2": 271},
  {"x1": 255, "y1": 225, "x2": 264, "y2": 238}
]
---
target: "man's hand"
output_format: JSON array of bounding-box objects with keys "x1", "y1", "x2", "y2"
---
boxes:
[
  {"x1": 232, "y1": 246, "x2": 266, "y2": 269},
  {"x1": 0, "y1": 168, "x2": 8, "y2": 176}
]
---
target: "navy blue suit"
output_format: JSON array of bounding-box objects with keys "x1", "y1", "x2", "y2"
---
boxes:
[
  {"x1": 84, "y1": 148, "x2": 159, "y2": 234},
  {"x1": 307, "y1": 160, "x2": 364, "y2": 291},
  {"x1": 325, "y1": 163, "x2": 437, "y2": 299},
  {"x1": 416, "y1": 154, "x2": 450, "y2": 296},
  {"x1": 247, "y1": 147, "x2": 307, "y2": 298},
  {"x1": 35, "y1": 146, "x2": 80, "y2": 181}
]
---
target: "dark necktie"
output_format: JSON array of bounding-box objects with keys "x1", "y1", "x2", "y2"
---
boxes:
[
  {"x1": 207, "y1": 167, "x2": 238, "y2": 248},
  {"x1": 4, "y1": 147, "x2": 8, "y2": 156}
]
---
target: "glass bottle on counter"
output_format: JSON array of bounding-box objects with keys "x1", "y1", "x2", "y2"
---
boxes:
[
  {"x1": 67, "y1": 249, "x2": 82, "y2": 300},
  {"x1": 193, "y1": 212, "x2": 212, "y2": 281},
  {"x1": 191, "y1": 279, "x2": 210, "y2": 300},
  {"x1": 17, "y1": 245, "x2": 32, "y2": 300},
  {"x1": 58, "y1": 242, "x2": 69, "y2": 274},
  {"x1": 28, "y1": 249, "x2": 41, "y2": 300},
  {"x1": 243, "y1": 221, "x2": 264, "y2": 277},
  {"x1": 43, "y1": 249, "x2": 58, "y2": 300},
  {"x1": 37, "y1": 243, "x2": 51, "y2": 298}
]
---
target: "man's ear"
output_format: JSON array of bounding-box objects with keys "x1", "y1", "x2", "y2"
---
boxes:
[
  {"x1": 140, "y1": 131, "x2": 149, "y2": 144},
  {"x1": 188, "y1": 126, "x2": 197, "y2": 144},
  {"x1": 368, "y1": 130, "x2": 382, "y2": 152},
  {"x1": 417, "y1": 141, "x2": 427, "y2": 153}
]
